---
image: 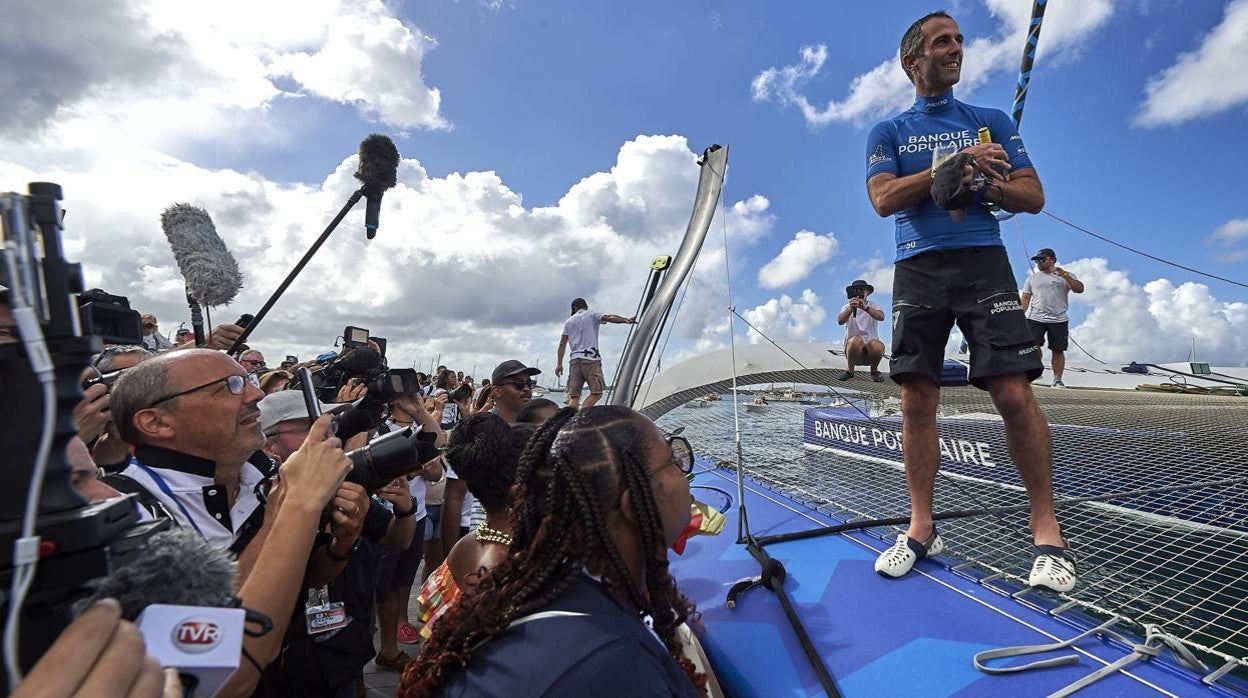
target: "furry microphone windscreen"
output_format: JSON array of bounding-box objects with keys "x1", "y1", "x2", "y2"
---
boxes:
[
  {"x1": 353, "y1": 134, "x2": 399, "y2": 194},
  {"x1": 79, "y1": 528, "x2": 239, "y2": 621},
  {"x1": 160, "y1": 203, "x2": 244, "y2": 307}
]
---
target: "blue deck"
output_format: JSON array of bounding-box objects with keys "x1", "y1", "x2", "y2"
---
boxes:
[{"x1": 670, "y1": 466, "x2": 1237, "y2": 697}]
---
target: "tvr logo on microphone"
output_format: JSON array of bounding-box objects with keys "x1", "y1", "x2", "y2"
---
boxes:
[{"x1": 172, "y1": 616, "x2": 223, "y2": 653}]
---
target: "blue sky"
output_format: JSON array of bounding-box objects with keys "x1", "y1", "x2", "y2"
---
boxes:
[{"x1": 2, "y1": 0, "x2": 1246, "y2": 371}]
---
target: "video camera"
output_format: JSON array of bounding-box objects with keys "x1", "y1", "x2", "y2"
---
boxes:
[
  {"x1": 1, "y1": 183, "x2": 166, "y2": 687},
  {"x1": 847, "y1": 287, "x2": 866, "y2": 301},
  {"x1": 298, "y1": 325, "x2": 419, "y2": 404}
]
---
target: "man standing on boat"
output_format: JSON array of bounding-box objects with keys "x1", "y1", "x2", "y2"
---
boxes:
[
  {"x1": 1022, "y1": 248, "x2": 1084, "y2": 388},
  {"x1": 555, "y1": 297, "x2": 636, "y2": 409},
  {"x1": 836, "y1": 279, "x2": 887, "y2": 382},
  {"x1": 864, "y1": 11, "x2": 1075, "y2": 591}
]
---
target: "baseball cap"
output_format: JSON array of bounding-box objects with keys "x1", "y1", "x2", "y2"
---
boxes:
[
  {"x1": 1031, "y1": 248, "x2": 1056, "y2": 261},
  {"x1": 929, "y1": 152, "x2": 977, "y2": 222},
  {"x1": 492, "y1": 359, "x2": 541, "y2": 386},
  {"x1": 258, "y1": 390, "x2": 357, "y2": 437}
]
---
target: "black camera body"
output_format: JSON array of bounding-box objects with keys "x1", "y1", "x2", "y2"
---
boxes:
[
  {"x1": 81, "y1": 368, "x2": 126, "y2": 392},
  {"x1": 77, "y1": 288, "x2": 142, "y2": 346},
  {"x1": 2, "y1": 183, "x2": 159, "y2": 684},
  {"x1": 847, "y1": 288, "x2": 866, "y2": 300},
  {"x1": 309, "y1": 345, "x2": 419, "y2": 404}
]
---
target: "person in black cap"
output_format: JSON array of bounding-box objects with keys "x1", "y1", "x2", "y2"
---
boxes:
[
  {"x1": 490, "y1": 359, "x2": 541, "y2": 424},
  {"x1": 837, "y1": 279, "x2": 887, "y2": 382},
  {"x1": 863, "y1": 10, "x2": 1074, "y2": 594},
  {"x1": 1021, "y1": 248, "x2": 1085, "y2": 388},
  {"x1": 555, "y1": 298, "x2": 636, "y2": 409}
]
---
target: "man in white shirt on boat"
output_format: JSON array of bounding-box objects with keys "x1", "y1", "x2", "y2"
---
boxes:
[
  {"x1": 555, "y1": 297, "x2": 636, "y2": 409},
  {"x1": 1021, "y1": 247, "x2": 1084, "y2": 388},
  {"x1": 837, "y1": 279, "x2": 886, "y2": 383}
]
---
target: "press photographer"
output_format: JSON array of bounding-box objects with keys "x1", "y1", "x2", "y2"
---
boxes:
[
  {"x1": 836, "y1": 279, "x2": 886, "y2": 382},
  {"x1": 74, "y1": 344, "x2": 154, "y2": 473},
  {"x1": 256, "y1": 390, "x2": 433, "y2": 695}
]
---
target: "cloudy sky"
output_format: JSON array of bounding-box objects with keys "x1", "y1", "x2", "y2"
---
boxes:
[{"x1": 2, "y1": 0, "x2": 1246, "y2": 380}]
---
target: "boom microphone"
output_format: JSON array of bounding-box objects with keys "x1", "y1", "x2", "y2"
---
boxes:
[
  {"x1": 161, "y1": 204, "x2": 244, "y2": 307},
  {"x1": 353, "y1": 134, "x2": 399, "y2": 240},
  {"x1": 81, "y1": 529, "x2": 263, "y2": 697}
]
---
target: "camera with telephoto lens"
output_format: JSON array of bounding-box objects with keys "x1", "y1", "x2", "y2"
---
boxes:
[{"x1": 343, "y1": 425, "x2": 439, "y2": 491}]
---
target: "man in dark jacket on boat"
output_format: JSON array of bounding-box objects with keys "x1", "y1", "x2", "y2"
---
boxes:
[{"x1": 864, "y1": 11, "x2": 1075, "y2": 592}]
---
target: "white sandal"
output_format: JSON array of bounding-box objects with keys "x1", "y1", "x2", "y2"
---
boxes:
[
  {"x1": 875, "y1": 527, "x2": 944, "y2": 579},
  {"x1": 1029, "y1": 544, "x2": 1077, "y2": 592}
]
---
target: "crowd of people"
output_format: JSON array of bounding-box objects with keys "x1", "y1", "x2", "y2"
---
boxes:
[
  {"x1": 12, "y1": 284, "x2": 697, "y2": 698},
  {"x1": 6, "y1": 9, "x2": 1098, "y2": 696}
]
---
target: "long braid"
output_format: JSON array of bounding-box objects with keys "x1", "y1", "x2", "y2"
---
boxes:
[{"x1": 398, "y1": 406, "x2": 706, "y2": 696}]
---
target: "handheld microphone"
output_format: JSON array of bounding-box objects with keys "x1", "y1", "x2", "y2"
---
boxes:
[
  {"x1": 161, "y1": 204, "x2": 244, "y2": 307},
  {"x1": 353, "y1": 135, "x2": 399, "y2": 240},
  {"x1": 81, "y1": 529, "x2": 265, "y2": 697}
]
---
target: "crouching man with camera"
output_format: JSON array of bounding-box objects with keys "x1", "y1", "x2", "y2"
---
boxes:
[{"x1": 837, "y1": 279, "x2": 887, "y2": 382}]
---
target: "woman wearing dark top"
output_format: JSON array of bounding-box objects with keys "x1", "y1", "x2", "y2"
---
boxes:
[{"x1": 399, "y1": 405, "x2": 704, "y2": 697}]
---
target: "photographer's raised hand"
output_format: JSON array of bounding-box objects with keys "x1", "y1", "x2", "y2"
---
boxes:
[
  {"x1": 73, "y1": 370, "x2": 111, "y2": 445},
  {"x1": 279, "y1": 414, "x2": 352, "y2": 511},
  {"x1": 328, "y1": 482, "x2": 369, "y2": 547},
  {"x1": 336, "y1": 377, "x2": 367, "y2": 403}
]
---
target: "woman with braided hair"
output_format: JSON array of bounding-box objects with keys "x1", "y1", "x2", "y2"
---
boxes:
[
  {"x1": 399, "y1": 405, "x2": 704, "y2": 697},
  {"x1": 415, "y1": 413, "x2": 534, "y2": 639}
]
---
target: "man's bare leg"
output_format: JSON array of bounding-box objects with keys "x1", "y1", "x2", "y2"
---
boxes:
[
  {"x1": 1051, "y1": 349, "x2": 1065, "y2": 383},
  {"x1": 900, "y1": 377, "x2": 942, "y2": 541},
  {"x1": 985, "y1": 373, "x2": 1062, "y2": 547},
  {"x1": 867, "y1": 340, "x2": 886, "y2": 371},
  {"x1": 581, "y1": 392, "x2": 602, "y2": 409},
  {"x1": 844, "y1": 336, "x2": 865, "y2": 375}
]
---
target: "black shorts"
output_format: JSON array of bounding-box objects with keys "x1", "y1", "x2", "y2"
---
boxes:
[
  {"x1": 1028, "y1": 319, "x2": 1068, "y2": 352},
  {"x1": 376, "y1": 516, "x2": 427, "y2": 601},
  {"x1": 891, "y1": 246, "x2": 1042, "y2": 390}
]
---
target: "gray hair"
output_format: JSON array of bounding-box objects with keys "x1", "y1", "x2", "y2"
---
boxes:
[
  {"x1": 111, "y1": 356, "x2": 177, "y2": 444},
  {"x1": 91, "y1": 345, "x2": 154, "y2": 372},
  {"x1": 899, "y1": 10, "x2": 952, "y2": 84}
]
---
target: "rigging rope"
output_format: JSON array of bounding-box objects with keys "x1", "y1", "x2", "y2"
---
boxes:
[{"x1": 1042, "y1": 210, "x2": 1248, "y2": 290}]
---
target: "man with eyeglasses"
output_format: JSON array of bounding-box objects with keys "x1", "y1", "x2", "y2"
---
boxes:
[
  {"x1": 101, "y1": 349, "x2": 362, "y2": 694},
  {"x1": 239, "y1": 349, "x2": 267, "y2": 375}
]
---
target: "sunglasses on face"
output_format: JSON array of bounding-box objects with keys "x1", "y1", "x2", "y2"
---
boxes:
[
  {"x1": 142, "y1": 323, "x2": 157, "y2": 329},
  {"x1": 242, "y1": 359, "x2": 267, "y2": 367},
  {"x1": 147, "y1": 372, "x2": 260, "y2": 408},
  {"x1": 500, "y1": 379, "x2": 534, "y2": 390},
  {"x1": 648, "y1": 435, "x2": 694, "y2": 477}
]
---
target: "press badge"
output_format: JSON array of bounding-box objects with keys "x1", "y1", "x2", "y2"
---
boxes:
[{"x1": 305, "y1": 585, "x2": 349, "y2": 636}]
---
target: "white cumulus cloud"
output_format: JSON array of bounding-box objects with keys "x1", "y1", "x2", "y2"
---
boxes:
[
  {"x1": 743, "y1": 289, "x2": 827, "y2": 343},
  {"x1": 1135, "y1": 0, "x2": 1248, "y2": 127},
  {"x1": 1062, "y1": 258, "x2": 1248, "y2": 365},
  {"x1": 751, "y1": 1, "x2": 1113, "y2": 127},
  {"x1": 0, "y1": 135, "x2": 772, "y2": 378},
  {"x1": 757, "y1": 230, "x2": 839, "y2": 289},
  {"x1": 1210, "y1": 217, "x2": 1248, "y2": 262}
]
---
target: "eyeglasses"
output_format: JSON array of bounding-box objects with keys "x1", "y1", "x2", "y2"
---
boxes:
[
  {"x1": 241, "y1": 359, "x2": 267, "y2": 368},
  {"x1": 147, "y1": 372, "x2": 260, "y2": 408},
  {"x1": 499, "y1": 379, "x2": 533, "y2": 390},
  {"x1": 142, "y1": 323, "x2": 157, "y2": 329},
  {"x1": 648, "y1": 435, "x2": 694, "y2": 477}
]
